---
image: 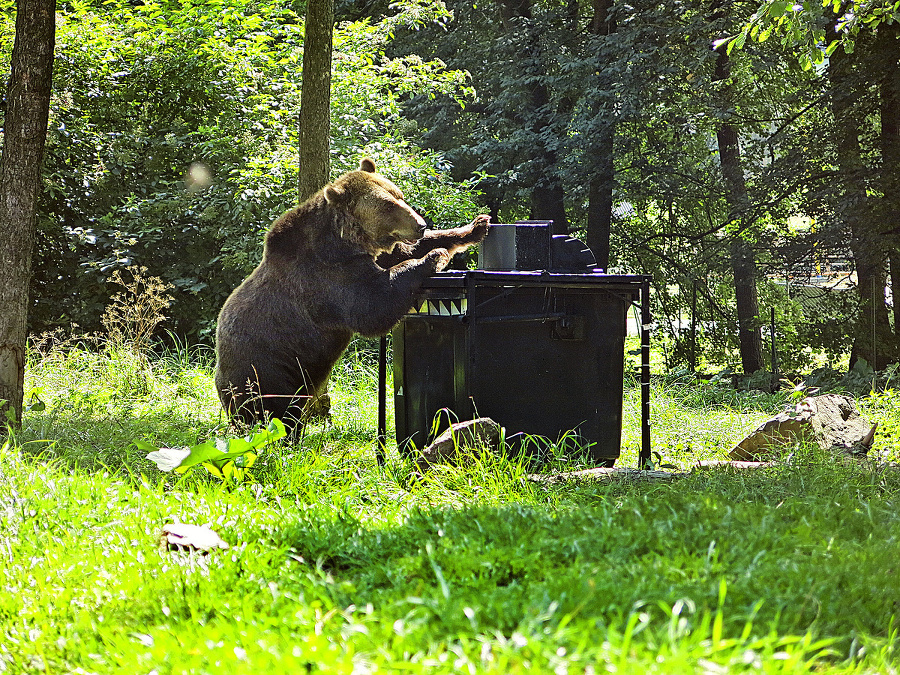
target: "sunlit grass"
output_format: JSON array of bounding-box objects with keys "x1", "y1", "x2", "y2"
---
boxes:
[{"x1": 2, "y1": 337, "x2": 899, "y2": 673}]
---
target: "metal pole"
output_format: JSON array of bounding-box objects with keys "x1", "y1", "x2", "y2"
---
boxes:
[
  {"x1": 690, "y1": 279, "x2": 697, "y2": 374},
  {"x1": 770, "y1": 306, "x2": 778, "y2": 391},
  {"x1": 377, "y1": 335, "x2": 387, "y2": 466},
  {"x1": 640, "y1": 277, "x2": 652, "y2": 469}
]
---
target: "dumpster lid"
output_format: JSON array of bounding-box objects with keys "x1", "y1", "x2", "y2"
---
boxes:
[{"x1": 423, "y1": 270, "x2": 649, "y2": 293}]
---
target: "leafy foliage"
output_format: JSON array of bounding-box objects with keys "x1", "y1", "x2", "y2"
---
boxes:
[
  {"x1": 141, "y1": 418, "x2": 287, "y2": 483},
  {"x1": 380, "y1": 0, "x2": 874, "y2": 371},
  {"x1": 18, "y1": 0, "x2": 482, "y2": 341},
  {"x1": 6, "y1": 0, "x2": 896, "y2": 368},
  {"x1": 730, "y1": 0, "x2": 900, "y2": 70}
]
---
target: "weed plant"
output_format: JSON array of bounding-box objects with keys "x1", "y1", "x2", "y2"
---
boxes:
[{"x1": 3, "y1": 337, "x2": 900, "y2": 673}]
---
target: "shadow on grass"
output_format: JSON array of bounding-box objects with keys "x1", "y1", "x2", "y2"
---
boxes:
[{"x1": 262, "y1": 458, "x2": 900, "y2": 664}]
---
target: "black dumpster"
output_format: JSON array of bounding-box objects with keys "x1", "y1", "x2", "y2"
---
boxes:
[{"x1": 385, "y1": 222, "x2": 651, "y2": 467}]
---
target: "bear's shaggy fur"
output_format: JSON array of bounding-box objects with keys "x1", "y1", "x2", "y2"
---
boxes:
[{"x1": 215, "y1": 158, "x2": 489, "y2": 428}]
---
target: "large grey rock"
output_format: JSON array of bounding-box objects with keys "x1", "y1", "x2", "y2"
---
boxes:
[
  {"x1": 416, "y1": 418, "x2": 502, "y2": 471},
  {"x1": 729, "y1": 394, "x2": 877, "y2": 461}
]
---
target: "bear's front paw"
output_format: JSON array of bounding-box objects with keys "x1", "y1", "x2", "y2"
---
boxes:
[
  {"x1": 428, "y1": 247, "x2": 452, "y2": 272},
  {"x1": 466, "y1": 214, "x2": 491, "y2": 243}
]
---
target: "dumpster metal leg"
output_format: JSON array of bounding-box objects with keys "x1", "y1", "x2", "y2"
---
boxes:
[
  {"x1": 640, "y1": 277, "x2": 652, "y2": 468},
  {"x1": 377, "y1": 335, "x2": 387, "y2": 466}
]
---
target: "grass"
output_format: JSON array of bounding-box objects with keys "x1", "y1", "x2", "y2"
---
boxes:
[{"x1": 2, "y1": 337, "x2": 900, "y2": 673}]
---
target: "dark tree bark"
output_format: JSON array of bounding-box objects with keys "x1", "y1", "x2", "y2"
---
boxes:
[
  {"x1": 0, "y1": 0, "x2": 55, "y2": 427},
  {"x1": 585, "y1": 0, "x2": 615, "y2": 270},
  {"x1": 524, "y1": 69, "x2": 568, "y2": 235},
  {"x1": 499, "y1": 0, "x2": 569, "y2": 234},
  {"x1": 713, "y1": 47, "x2": 764, "y2": 374},
  {"x1": 878, "y1": 23, "x2": 900, "y2": 336},
  {"x1": 298, "y1": 0, "x2": 334, "y2": 202},
  {"x1": 530, "y1": 181, "x2": 568, "y2": 233},
  {"x1": 829, "y1": 24, "x2": 896, "y2": 369}
]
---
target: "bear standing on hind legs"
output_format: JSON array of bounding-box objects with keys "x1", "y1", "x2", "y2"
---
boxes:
[{"x1": 214, "y1": 158, "x2": 489, "y2": 430}]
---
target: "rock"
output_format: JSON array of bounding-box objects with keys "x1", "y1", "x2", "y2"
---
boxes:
[
  {"x1": 695, "y1": 460, "x2": 775, "y2": 469},
  {"x1": 528, "y1": 461, "x2": 794, "y2": 485},
  {"x1": 729, "y1": 394, "x2": 877, "y2": 461},
  {"x1": 528, "y1": 467, "x2": 684, "y2": 484},
  {"x1": 416, "y1": 418, "x2": 502, "y2": 471}
]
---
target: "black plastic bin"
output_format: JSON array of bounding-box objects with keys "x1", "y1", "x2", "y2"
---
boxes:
[{"x1": 391, "y1": 270, "x2": 648, "y2": 465}]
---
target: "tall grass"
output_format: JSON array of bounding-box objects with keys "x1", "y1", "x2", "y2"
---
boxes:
[{"x1": 2, "y1": 337, "x2": 899, "y2": 673}]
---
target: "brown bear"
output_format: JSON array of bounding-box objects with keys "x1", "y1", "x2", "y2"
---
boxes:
[{"x1": 215, "y1": 158, "x2": 489, "y2": 429}]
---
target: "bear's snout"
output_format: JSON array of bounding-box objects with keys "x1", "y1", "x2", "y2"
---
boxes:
[{"x1": 395, "y1": 208, "x2": 427, "y2": 243}]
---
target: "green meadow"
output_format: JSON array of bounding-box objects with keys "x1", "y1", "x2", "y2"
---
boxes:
[{"x1": 2, "y1": 339, "x2": 899, "y2": 673}]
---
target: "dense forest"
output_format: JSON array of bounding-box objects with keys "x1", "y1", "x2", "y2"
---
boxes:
[{"x1": 2, "y1": 0, "x2": 900, "y2": 374}]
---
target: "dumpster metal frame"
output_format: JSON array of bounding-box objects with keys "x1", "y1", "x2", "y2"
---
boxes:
[{"x1": 376, "y1": 271, "x2": 651, "y2": 467}]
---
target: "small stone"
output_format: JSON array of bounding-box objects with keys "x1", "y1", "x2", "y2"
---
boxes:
[{"x1": 416, "y1": 418, "x2": 502, "y2": 471}]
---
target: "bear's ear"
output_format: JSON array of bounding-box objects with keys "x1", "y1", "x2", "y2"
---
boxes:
[
  {"x1": 359, "y1": 157, "x2": 377, "y2": 174},
  {"x1": 324, "y1": 183, "x2": 344, "y2": 204}
]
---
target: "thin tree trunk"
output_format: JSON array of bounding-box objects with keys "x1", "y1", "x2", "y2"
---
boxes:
[
  {"x1": 586, "y1": 0, "x2": 615, "y2": 270},
  {"x1": 713, "y1": 48, "x2": 763, "y2": 374},
  {"x1": 0, "y1": 0, "x2": 55, "y2": 427},
  {"x1": 298, "y1": 0, "x2": 334, "y2": 202},
  {"x1": 890, "y1": 251, "x2": 900, "y2": 335}
]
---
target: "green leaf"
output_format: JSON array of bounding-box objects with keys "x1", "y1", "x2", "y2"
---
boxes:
[
  {"x1": 217, "y1": 436, "x2": 252, "y2": 456},
  {"x1": 133, "y1": 439, "x2": 160, "y2": 453},
  {"x1": 202, "y1": 461, "x2": 225, "y2": 479},
  {"x1": 236, "y1": 451, "x2": 258, "y2": 469},
  {"x1": 244, "y1": 418, "x2": 287, "y2": 449},
  {"x1": 768, "y1": 1, "x2": 790, "y2": 18},
  {"x1": 144, "y1": 418, "x2": 285, "y2": 479},
  {"x1": 176, "y1": 439, "x2": 232, "y2": 469},
  {"x1": 24, "y1": 389, "x2": 46, "y2": 413}
]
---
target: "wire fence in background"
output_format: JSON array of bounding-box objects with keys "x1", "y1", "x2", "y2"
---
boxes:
[{"x1": 648, "y1": 257, "x2": 891, "y2": 378}]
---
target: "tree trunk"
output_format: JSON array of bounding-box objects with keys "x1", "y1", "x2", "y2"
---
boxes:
[
  {"x1": 530, "y1": 181, "x2": 568, "y2": 233},
  {"x1": 587, "y1": 166, "x2": 612, "y2": 270},
  {"x1": 0, "y1": 0, "x2": 55, "y2": 427},
  {"x1": 830, "y1": 28, "x2": 896, "y2": 369},
  {"x1": 499, "y1": 0, "x2": 569, "y2": 235},
  {"x1": 298, "y1": 0, "x2": 334, "y2": 202},
  {"x1": 525, "y1": 78, "x2": 568, "y2": 234},
  {"x1": 890, "y1": 251, "x2": 900, "y2": 336},
  {"x1": 879, "y1": 23, "x2": 900, "y2": 337},
  {"x1": 713, "y1": 48, "x2": 763, "y2": 374},
  {"x1": 585, "y1": 0, "x2": 615, "y2": 270}
]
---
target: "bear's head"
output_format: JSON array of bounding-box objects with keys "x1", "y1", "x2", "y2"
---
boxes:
[{"x1": 324, "y1": 158, "x2": 426, "y2": 256}]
